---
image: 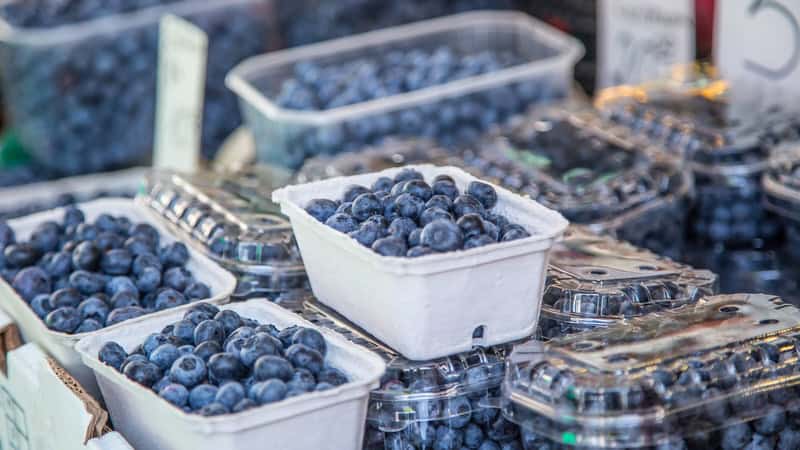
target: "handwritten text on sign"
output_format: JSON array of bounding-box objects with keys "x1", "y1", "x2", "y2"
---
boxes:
[
  {"x1": 597, "y1": 0, "x2": 695, "y2": 89},
  {"x1": 154, "y1": 15, "x2": 208, "y2": 172},
  {"x1": 716, "y1": 0, "x2": 800, "y2": 113}
]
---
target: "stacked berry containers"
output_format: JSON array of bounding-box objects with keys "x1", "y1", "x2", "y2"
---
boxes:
[
  {"x1": 538, "y1": 226, "x2": 718, "y2": 340},
  {"x1": 144, "y1": 170, "x2": 308, "y2": 299},
  {"x1": 455, "y1": 103, "x2": 692, "y2": 260},
  {"x1": 227, "y1": 11, "x2": 583, "y2": 170},
  {"x1": 596, "y1": 70, "x2": 800, "y2": 251},
  {"x1": 503, "y1": 293, "x2": 800, "y2": 449},
  {"x1": 0, "y1": 0, "x2": 277, "y2": 174},
  {"x1": 279, "y1": 0, "x2": 514, "y2": 47},
  {"x1": 276, "y1": 291, "x2": 528, "y2": 450}
]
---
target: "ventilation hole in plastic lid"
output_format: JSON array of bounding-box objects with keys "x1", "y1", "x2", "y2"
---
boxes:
[
  {"x1": 719, "y1": 306, "x2": 739, "y2": 313},
  {"x1": 638, "y1": 265, "x2": 658, "y2": 271},
  {"x1": 589, "y1": 269, "x2": 608, "y2": 276},
  {"x1": 572, "y1": 341, "x2": 598, "y2": 352},
  {"x1": 606, "y1": 353, "x2": 635, "y2": 363},
  {"x1": 472, "y1": 326, "x2": 487, "y2": 346},
  {"x1": 759, "y1": 319, "x2": 779, "y2": 325}
]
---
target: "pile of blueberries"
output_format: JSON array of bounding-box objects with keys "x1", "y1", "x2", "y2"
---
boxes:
[
  {"x1": 304, "y1": 168, "x2": 532, "y2": 258},
  {"x1": 97, "y1": 303, "x2": 350, "y2": 416},
  {"x1": 0, "y1": 0, "x2": 268, "y2": 174},
  {"x1": 279, "y1": 0, "x2": 513, "y2": 47},
  {"x1": 364, "y1": 347, "x2": 524, "y2": 450},
  {"x1": 253, "y1": 43, "x2": 564, "y2": 169},
  {"x1": 0, "y1": 206, "x2": 212, "y2": 334},
  {"x1": 0, "y1": 189, "x2": 135, "y2": 221}
]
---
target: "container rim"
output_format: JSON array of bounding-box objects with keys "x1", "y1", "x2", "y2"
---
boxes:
[{"x1": 226, "y1": 11, "x2": 585, "y2": 126}]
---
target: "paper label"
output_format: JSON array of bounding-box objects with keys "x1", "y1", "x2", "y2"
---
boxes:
[
  {"x1": 715, "y1": 0, "x2": 800, "y2": 114},
  {"x1": 154, "y1": 15, "x2": 208, "y2": 172},
  {"x1": 597, "y1": 0, "x2": 695, "y2": 89}
]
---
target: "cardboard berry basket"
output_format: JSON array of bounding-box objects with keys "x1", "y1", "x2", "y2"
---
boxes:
[
  {"x1": 76, "y1": 300, "x2": 385, "y2": 450},
  {"x1": 272, "y1": 164, "x2": 568, "y2": 360},
  {"x1": 0, "y1": 198, "x2": 236, "y2": 399}
]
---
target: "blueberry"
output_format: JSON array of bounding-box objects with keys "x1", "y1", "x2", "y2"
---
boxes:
[
  {"x1": 98, "y1": 341, "x2": 127, "y2": 371},
  {"x1": 106, "y1": 276, "x2": 138, "y2": 297},
  {"x1": 123, "y1": 360, "x2": 162, "y2": 387},
  {"x1": 287, "y1": 368, "x2": 317, "y2": 393},
  {"x1": 317, "y1": 367, "x2": 348, "y2": 386},
  {"x1": 155, "y1": 288, "x2": 187, "y2": 311},
  {"x1": 351, "y1": 193, "x2": 383, "y2": 221},
  {"x1": 232, "y1": 398, "x2": 257, "y2": 413},
  {"x1": 124, "y1": 237, "x2": 156, "y2": 257},
  {"x1": 240, "y1": 333, "x2": 282, "y2": 367},
  {"x1": 421, "y1": 219, "x2": 463, "y2": 252},
  {"x1": 336, "y1": 202, "x2": 353, "y2": 216},
  {"x1": 189, "y1": 303, "x2": 221, "y2": 317},
  {"x1": 48, "y1": 287, "x2": 82, "y2": 309},
  {"x1": 343, "y1": 185, "x2": 370, "y2": 203},
  {"x1": 408, "y1": 228, "x2": 422, "y2": 247},
  {"x1": 30, "y1": 222, "x2": 61, "y2": 253},
  {"x1": 31, "y1": 294, "x2": 54, "y2": 318},
  {"x1": 292, "y1": 328, "x2": 327, "y2": 357},
  {"x1": 394, "y1": 193, "x2": 425, "y2": 219},
  {"x1": 184, "y1": 282, "x2": 211, "y2": 300},
  {"x1": 286, "y1": 344, "x2": 324, "y2": 375},
  {"x1": 160, "y1": 242, "x2": 189, "y2": 268},
  {"x1": 305, "y1": 199, "x2": 338, "y2": 223},
  {"x1": 63, "y1": 207, "x2": 84, "y2": 228},
  {"x1": 426, "y1": 194, "x2": 453, "y2": 211},
  {"x1": 43, "y1": 251, "x2": 72, "y2": 278},
  {"x1": 132, "y1": 253, "x2": 162, "y2": 276},
  {"x1": 464, "y1": 423, "x2": 484, "y2": 448},
  {"x1": 483, "y1": 221, "x2": 500, "y2": 241},
  {"x1": 170, "y1": 354, "x2": 207, "y2": 388},
  {"x1": 4, "y1": 243, "x2": 39, "y2": 268},
  {"x1": 277, "y1": 325, "x2": 300, "y2": 347},
  {"x1": 349, "y1": 223, "x2": 381, "y2": 247},
  {"x1": 372, "y1": 177, "x2": 394, "y2": 193},
  {"x1": 215, "y1": 310, "x2": 243, "y2": 336},
  {"x1": 163, "y1": 267, "x2": 192, "y2": 292},
  {"x1": 150, "y1": 344, "x2": 181, "y2": 371},
  {"x1": 75, "y1": 224, "x2": 99, "y2": 242},
  {"x1": 402, "y1": 179, "x2": 433, "y2": 201},
  {"x1": 420, "y1": 207, "x2": 453, "y2": 227},
  {"x1": 252, "y1": 379, "x2": 287, "y2": 405},
  {"x1": 393, "y1": 169, "x2": 424, "y2": 184},
  {"x1": 501, "y1": 225, "x2": 530, "y2": 242},
  {"x1": 159, "y1": 383, "x2": 189, "y2": 407},
  {"x1": 194, "y1": 319, "x2": 225, "y2": 345},
  {"x1": 755, "y1": 405, "x2": 787, "y2": 435},
  {"x1": 72, "y1": 241, "x2": 101, "y2": 271},
  {"x1": 208, "y1": 352, "x2": 246, "y2": 383},
  {"x1": 778, "y1": 427, "x2": 800, "y2": 450},
  {"x1": 130, "y1": 224, "x2": 160, "y2": 246},
  {"x1": 464, "y1": 235, "x2": 495, "y2": 249},
  {"x1": 12, "y1": 267, "x2": 51, "y2": 301},
  {"x1": 452, "y1": 195, "x2": 484, "y2": 218},
  {"x1": 407, "y1": 246, "x2": 435, "y2": 257},
  {"x1": 111, "y1": 291, "x2": 140, "y2": 310},
  {"x1": 94, "y1": 232, "x2": 124, "y2": 252},
  {"x1": 215, "y1": 382, "x2": 246, "y2": 410},
  {"x1": 721, "y1": 423, "x2": 753, "y2": 450},
  {"x1": 75, "y1": 318, "x2": 103, "y2": 333},
  {"x1": 105, "y1": 306, "x2": 146, "y2": 327},
  {"x1": 100, "y1": 249, "x2": 132, "y2": 275},
  {"x1": 121, "y1": 354, "x2": 148, "y2": 373},
  {"x1": 372, "y1": 236, "x2": 408, "y2": 257},
  {"x1": 189, "y1": 384, "x2": 219, "y2": 411},
  {"x1": 467, "y1": 181, "x2": 498, "y2": 209},
  {"x1": 69, "y1": 270, "x2": 106, "y2": 295},
  {"x1": 315, "y1": 382, "x2": 334, "y2": 391},
  {"x1": 325, "y1": 213, "x2": 359, "y2": 234},
  {"x1": 136, "y1": 267, "x2": 161, "y2": 293},
  {"x1": 194, "y1": 341, "x2": 223, "y2": 362},
  {"x1": 432, "y1": 180, "x2": 459, "y2": 201},
  {"x1": 142, "y1": 333, "x2": 170, "y2": 357},
  {"x1": 456, "y1": 214, "x2": 486, "y2": 239}
]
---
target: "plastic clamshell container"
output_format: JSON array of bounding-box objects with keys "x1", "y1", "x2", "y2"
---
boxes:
[
  {"x1": 0, "y1": 0, "x2": 276, "y2": 174},
  {"x1": 765, "y1": 144, "x2": 800, "y2": 260},
  {"x1": 0, "y1": 198, "x2": 236, "y2": 399},
  {"x1": 75, "y1": 299, "x2": 386, "y2": 450},
  {"x1": 144, "y1": 170, "x2": 308, "y2": 298},
  {"x1": 227, "y1": 11, "x2": 584, "y2": 170},
  {"x1": 275, "y1": 290, "x2": 527, "y2": 450},
  {"x1": 503, "y1": 293, "x2": 800, "y2": 448},
  {"x1": 454, "y1": 102, "x2": 692, "y2": 260},
  {"x1": 538, "y1": 226, "x2": 718, "y2": 340},
  {"x1": 273, "y1": 164, "x2": 568, "y2": 360}
]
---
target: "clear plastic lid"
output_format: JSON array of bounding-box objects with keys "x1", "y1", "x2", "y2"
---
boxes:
[
  {"x1": 764, "y1": 143, "x2": 800, "y2": 223},
  {"x1": 275, "y1": 290, "x2": 518, "y2": 429},
  {"x1": 595, "y1": 64, "x2": 800, "y2": 176},
  {"x1": 295, "y1": 138, "x2": 452, "y2": 183},
  {"x1": 539, "y1": 226, "x2": 718, "y2": 339},
  {"x1": 455, "y1": 103, "x2": 690, "y2": 225},
  {"x1": 503, "y1": 293, "x2": 800, "y2": 448},
  {"x1": 143, "y1": 171, "x2": 307, "y2": 296}
]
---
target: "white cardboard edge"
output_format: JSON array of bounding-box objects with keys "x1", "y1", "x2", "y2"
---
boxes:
[
  {"x1": 272, "y1": 164, "x2": 569, "y2": 276},
  {"x1": 75, "y1": 299, "x2": 385, "y2": 434}
]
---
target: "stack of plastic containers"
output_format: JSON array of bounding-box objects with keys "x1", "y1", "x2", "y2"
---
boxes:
[
  {"x1": 0, "y1": 0, "x2": 277, "y2": 174},
  {"x1": 227, "y1": 11, "x2": 583, "y2": 170},
  {"x1": 502, "y1": 293, "x2": 800, "y2": 449},
  {"x1": 276, "y1": 291, "x2": 528, "y2": 450},
  {"x1": 278, "y1": 0, "x2": 514, "y2": 47},
  {"x1": 539, "y1": 226, "x2": 718, "y2": 340},
  {"x1": 454, "y1": 102, "x2": 691, "y2": 260},
  {"x1": 763, "y1": 145, "x2": 800, "y2": 302},
  {"x1": 143, "y1": 170, "x2": 308, "y2": 299}
]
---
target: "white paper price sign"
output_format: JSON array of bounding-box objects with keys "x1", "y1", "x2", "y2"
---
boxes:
[
  {"x1": 597, "y1": 0, "x2": 695, "y2": 89},
  {"x1": 154, "y1": 15, "x2": 208, "y2": 172},
  {"x1": 716, "y1": 0, "x2": 800, "y2": 113}
]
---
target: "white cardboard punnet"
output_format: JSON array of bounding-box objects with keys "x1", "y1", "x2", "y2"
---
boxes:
[
  {"x1": 0, "y1": 198, "x2": 237, "y2": 399},
  {"x1": 272, "y1": 165, "x2": 569, "y2": 360},
  {"x1": 76, "y1": 300, "x2": 386, "y2": 450}
]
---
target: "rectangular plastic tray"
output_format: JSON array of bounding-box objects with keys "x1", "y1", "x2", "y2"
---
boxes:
[
  {"x1": 143, "y1": 170, "x2": 308, "y2": 298},
  {"x1": 0, "y1": 0, "x2": 277, "y2": 174},
  {"x1": 0, "y1": 198, "x2": 236, "y2": 399},
  {"x1": 227, "y1": 11, "x2": 583, "y2": 170},
  {"x1": 503, "y1": 293, "x2": 800, "y2": 449},
  {"x1": 75, "y1": 299, "x2": 386, "y2": 450},
  {"x1": 272, "y1": 164, "x2": 568, "y2": 360}
]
